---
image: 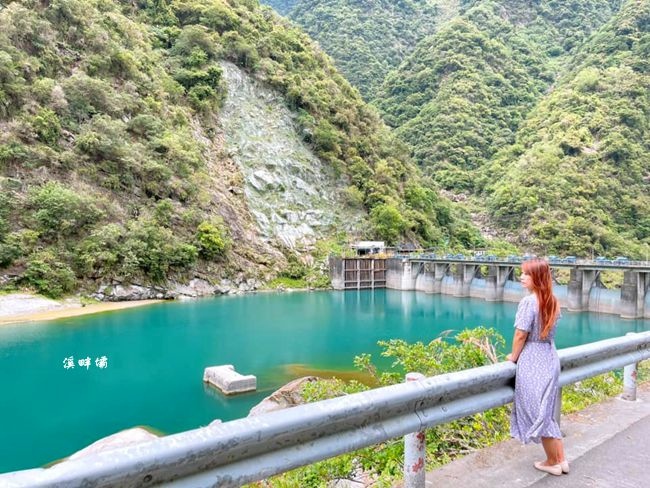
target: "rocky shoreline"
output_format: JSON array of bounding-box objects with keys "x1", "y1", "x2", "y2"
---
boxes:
[
  {"x1": 0, "y1": 274, "x2": 319, "y2": 325},
  {"x1": 90, "y1": 276, "x2": 263, "y2": 302}
]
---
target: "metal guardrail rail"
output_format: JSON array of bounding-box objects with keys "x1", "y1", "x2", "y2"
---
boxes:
[{"x1": 3, "y1": 332, "x2": 650, "y2": 487}]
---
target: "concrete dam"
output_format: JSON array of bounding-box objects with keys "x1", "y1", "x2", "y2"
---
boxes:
[{"x1": 329, "y1": 257, "x2": 650, "y2": 319}]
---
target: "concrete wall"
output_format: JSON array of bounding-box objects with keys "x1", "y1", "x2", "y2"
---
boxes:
[{"x1": 384, "y1": 258, "x2": 649, "y2": 318}]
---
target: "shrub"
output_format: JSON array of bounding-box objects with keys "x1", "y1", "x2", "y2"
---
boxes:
[
  {"x1": 28, "y1": 181, "x2": 103, "y2": 238},
  {"x1": 153, "y1": 199, "x2": 174, "y2": 227},
  {"x1": 30, "y1": 108, "x2": 61, "y2": 146},
  {"x1": 370, "y1": 203, "x2": 408, "y2": 245},
  {"x1": 23, "y1": 251, "x2": 76, "y2": 298},
  {"x1": 63, "y1": 73, "x2": 117, "y2": 120},
  {"x1": 0, "y1": 192, "x2": 11, "y2": 241},
  {"x1": 172, "y1": 25, "x2": 219, "y2": 59},
  {"x1": 31, "y1": 78, "x2": 56, "y2": 105},
  {"x1": 127, "y1": 114, "x2": 164, "y2": 139},
  {"x1": 122, "y1": 218, "x2": 198, "y2": 282},
  {"x1": 169, "y1": 243, "x2": 198, "y2": 268},
  {"x1": 76, "y1": 115, "x2": 127, "y2": 161},
  {"x1": 222, "y1": 31, "x2": 260, "y2": 69},
  {"x1": 0, "y1": 141, "x2": 29, "y2": 167},
  {"x1": 75, "y1": 224, "x2": 123, "y2": 277},
  {"x1": 188, "y1": 84, "x2": 218, "y2": 112},
  {"x1": 0, "y1": 217, "x2": 7, "y2": 243},
  {"x1": 196, "y1": 219, "x2": 229, "y2": 259},
  {"x1": 268, "y1": 328, "x2": 508, "y2": 486},
  {"x1": 281, "y1": 254, "x2": 308, "y2": 280}
]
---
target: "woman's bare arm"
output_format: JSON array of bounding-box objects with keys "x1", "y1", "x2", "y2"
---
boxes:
[{"x1": 506, "y1": 329, "x2": 528, "y2": 362}]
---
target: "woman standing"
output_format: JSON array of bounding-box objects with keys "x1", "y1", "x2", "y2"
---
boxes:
[{"x1": 507, "y1": 259, "x2": 568, "y2": 476}]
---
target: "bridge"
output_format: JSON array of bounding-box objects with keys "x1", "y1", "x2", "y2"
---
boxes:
[
  {"x1": 394, "y1": 254, "x2": 650, "y2": 271},
  {"x1": 330, "y1": 256, "x2": 650, "y2": 319}
]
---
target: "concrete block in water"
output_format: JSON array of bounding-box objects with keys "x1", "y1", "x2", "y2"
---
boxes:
[{"x1": 203, "y1": 365, "x2": 256, "y2": 395}]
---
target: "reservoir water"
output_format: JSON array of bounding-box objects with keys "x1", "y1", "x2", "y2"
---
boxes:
[{"x1": 1, "y1": 289, "x2": 649, "y2": 473}]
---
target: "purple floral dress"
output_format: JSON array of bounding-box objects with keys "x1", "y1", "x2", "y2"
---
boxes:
[{"x1": 510, "y1": 293, "x2": 562, "y2": 444}]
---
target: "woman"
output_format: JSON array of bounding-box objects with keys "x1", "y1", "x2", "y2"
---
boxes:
[{"x1": 506, "y1": 259, "x2": 568, "y2": 476}]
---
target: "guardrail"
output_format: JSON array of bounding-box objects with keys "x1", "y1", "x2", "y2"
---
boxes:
[{"x1": 3, "y1": 332, "x2": 649, "y2": 488}]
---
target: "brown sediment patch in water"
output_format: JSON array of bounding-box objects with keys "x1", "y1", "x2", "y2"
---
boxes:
[{"x1": 284, "y1": 364, "x2": 379, "y2": 387}]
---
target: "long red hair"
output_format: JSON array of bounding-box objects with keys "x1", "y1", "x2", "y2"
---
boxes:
[{"x1": 522, "y1": 259, "x2": 559, "y2": 339}]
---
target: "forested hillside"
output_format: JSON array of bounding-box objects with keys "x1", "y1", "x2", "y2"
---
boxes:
[
  {"x1": 483, "y1": 0, "x2": 650, "y2": 257},
  {"x1": 264, "y1": 0, "x2": 442, "y2": 100},
  {"x1": 376, "y1": 0, "x2": 622, "y2": 190},
  {"x1": 262, "y1": 0, "x2": 295, "y2": 15},
  {"x1": 0, "y1": 0, "x2": 476, "y2": 297},
  {"x1": 266, "y1": 0, "x2": 649, "y2": 257}
]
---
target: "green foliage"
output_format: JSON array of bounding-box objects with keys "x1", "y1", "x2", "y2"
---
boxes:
[
  {"x1": 75, "y1": 224, "x2": 124, "y2": 277},
  {"x1": 370, "y1": 203, "x2": 408, "y2": 245},
  {"x1": 0, "y1": 142, "x2": 29, "y2": 167},
  {"x1": 29, "y1": 108, "x2": 61, "y2": 146},
  {"x1": 62, "y1": 73, "x2": 119, "y2": 120},
  {"x1": 28, "y1": 181, "x2": 103, "y2": 239},
  {"x1": 196, "y1": 219, "x2": 230, "y2": 259},
  {"x1": 264, "y1": 327, "x2": 643, "y2": 486},
  {"x1": 0, "y1": 230, "x2": 39, "y2": 267},
  {"x1": 282, "y1": 0, "x2": 440, "y2": 100},
  {"x1": 121, "y1": 218, "x2": 198, "y2": 282},
  {"x1": 262, "y1": 1, "x2": 296, "y2": 16},
  {"x1": 127, "y1": 114, "x2": 164, "y2": 138},
  {"x1": 76, "y1": 217, "x2": 199, "y2": 282},
  {"x1": 281, "y1": 254, "x2": 308, "y2": 280},
  {"x1": 0, "y1": 192, "x2": 11, "y2": 241},
  {"x1": 372, "y1": 0, "x2": 623, "y2": 208},
  {"x1": 483, "y1": 0, "x2": 650, "y2": 257},
  {"x1": 265, "y1": 276, "x2": 307, "y2": 289},
  {"x1": 561, "y1": 372, "x2": 622, "y2": 413},
  {"x1": 0, "y1": 0, "x2": 487, "y2": 291},
  {"x1": 262, "y1": 328, "x2": 508, "y2": 486},
  {"x1": 76, "y1": 115, "x2": 127, "y2": 161},
  {"x1": 23, "y1": 250, "x2": 76, "y2": 298}
]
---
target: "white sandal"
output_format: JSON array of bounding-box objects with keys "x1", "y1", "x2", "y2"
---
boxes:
[{"x1": 534, "y1": 461, "x2": 562, "y2": 476}]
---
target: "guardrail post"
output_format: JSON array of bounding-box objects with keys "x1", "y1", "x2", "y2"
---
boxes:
[
  {"x1": 622, "y1": 333, "x2": 638, "y2": 401},
  {"x1": 404, "y1": 372, "x2": 426, "y2": 488}
]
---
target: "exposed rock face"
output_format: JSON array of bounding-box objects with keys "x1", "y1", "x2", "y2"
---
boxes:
[
  {"x1": 92, "y1": 284, "x2": 173, "y2": 301},
  {"x1": 219, "y1": 62, "x2": 363, "y2": 250},
  {"x1": 248, "y1": 376, "x2": 319, "y2": 416},
  {"x1": 170, "y1": 279, "x2": 218, "y2": 298},
  {"x1": 92, "y1": 277, "x2": 262, "y2": 301}
]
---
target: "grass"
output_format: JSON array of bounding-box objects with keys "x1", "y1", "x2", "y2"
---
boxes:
[{"x1": 264, "y1": 277, "x2": 308, "y2": 289}]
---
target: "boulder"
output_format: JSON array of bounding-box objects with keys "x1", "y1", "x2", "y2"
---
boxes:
[
  {"x1": 170, "y1": 278, "x2": 217, "y2": 298},
  {"x1": 67, "y1": 427, "x2": 158, "y2": 461},
  {"x1": 248, "y1": 376, "x2": 318, "y2": 416}
]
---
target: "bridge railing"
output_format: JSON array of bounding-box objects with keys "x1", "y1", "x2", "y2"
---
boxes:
[{"x1": 3, "y1": 332, "x2": 649, "y2": 488}]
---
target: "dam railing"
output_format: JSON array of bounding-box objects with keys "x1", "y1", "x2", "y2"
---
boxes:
[{"x1": 2, "y1": 331, "x2": 649, "y2": 488}]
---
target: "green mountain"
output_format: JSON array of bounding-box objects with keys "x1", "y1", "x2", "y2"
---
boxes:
[
  {"x1": 266, "y1": 0, "x2": 442, "y2": 100},
  {"x1": 0, "y1": 0, "x2": 475, "y2": 297},
  {"x1": 484, "y1": 0, "x2": 650, "y2": 257},
  {"x1": 376, "y1": 0, "x2": 622, "y2": 191},
  {"x1": 262, "y1": 0, "x2": 296, "y2": 15}
]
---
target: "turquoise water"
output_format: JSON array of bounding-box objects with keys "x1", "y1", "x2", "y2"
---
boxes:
[{"x1": 1, "y1": 289, "x2": 648, "y2": 473}]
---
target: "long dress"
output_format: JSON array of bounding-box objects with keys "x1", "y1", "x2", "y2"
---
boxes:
[{"x1": 510, "y1": 293, "x2": 563, "y2": 444}]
